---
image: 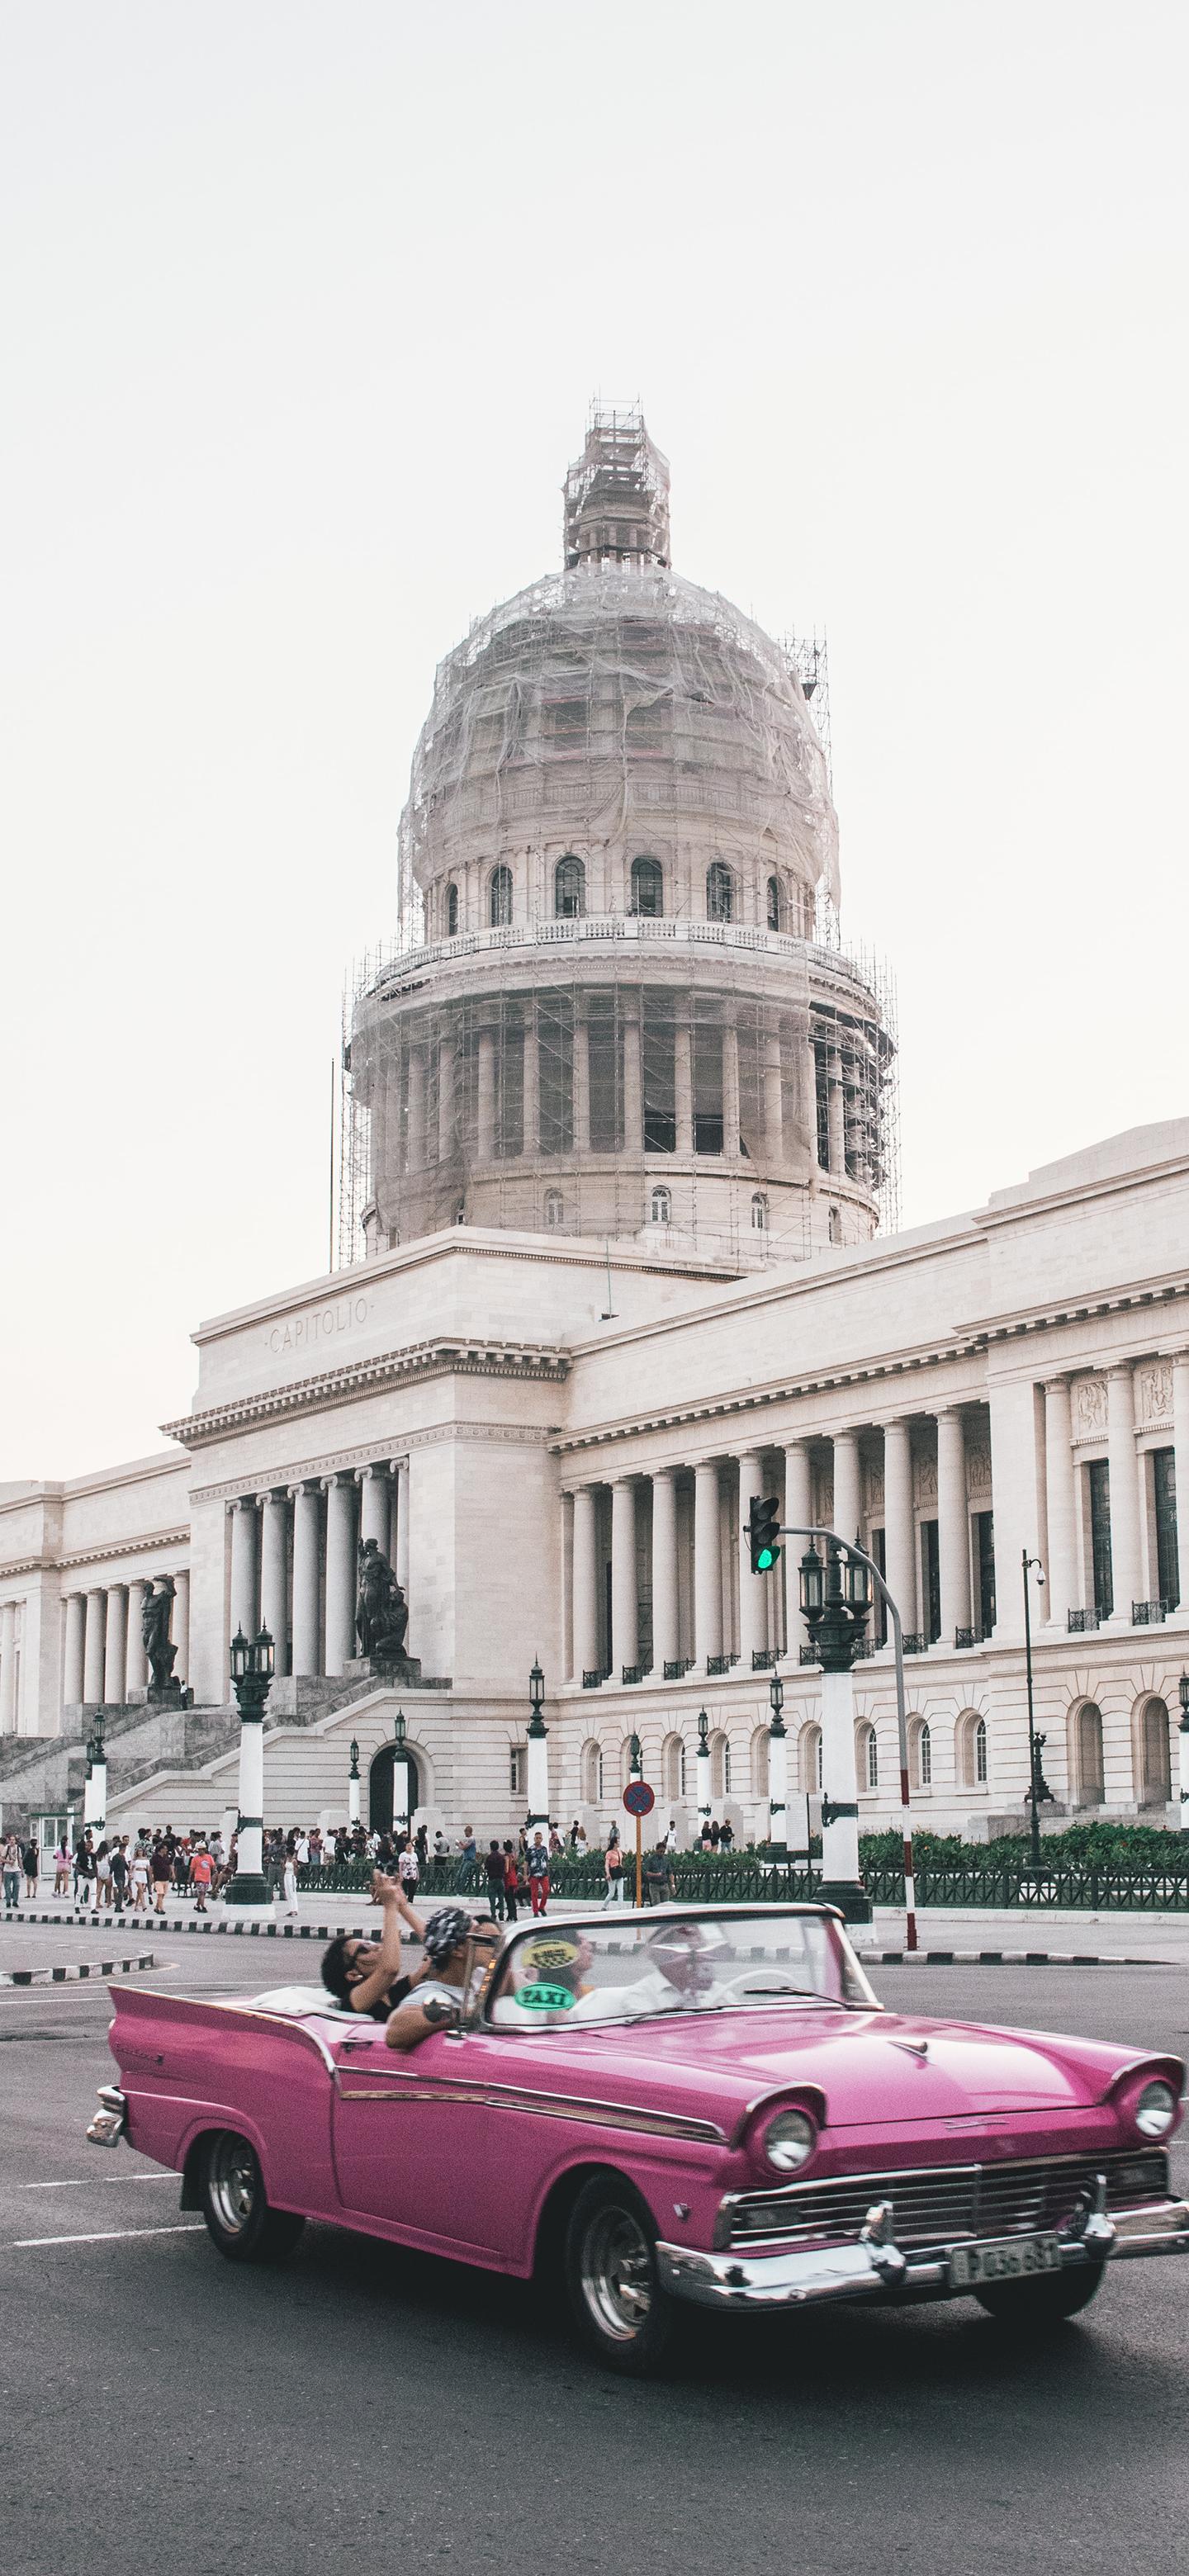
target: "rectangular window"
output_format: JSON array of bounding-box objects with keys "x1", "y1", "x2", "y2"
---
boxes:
[
  {"x1": 921, "y1": 1520, "x2": 940, "y2": 1642},
  {"x1": 1088, "y1": 1459, "x2": 1113, "y2": 1617},
  {"x1": 509, "y1": 1748, "x2": 526, "y2": 1797},
  {"x1": 974, "y1": 1511, "x2": 996, "y2": 1635},
  {"x1": 871, "y1": 1526, "x2": 887, "y2": 1645},
  {"x1": 1153, "y1": 1447, "x2": 1179, "y2": 1608}
]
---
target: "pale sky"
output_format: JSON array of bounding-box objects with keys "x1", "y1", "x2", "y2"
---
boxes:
[{"x1": 3, "y1": 1, "x2": 1187, "y2": 1480}]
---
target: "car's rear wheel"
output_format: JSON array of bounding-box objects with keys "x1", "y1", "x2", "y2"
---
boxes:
[
  {"x1": 199, "y1": 2131, "x2": 306, "y2": 2264},
  {"x1": 564, "y1": 2175, "x2": 675, "y2": 2375},
  {"x1": 975, "y1": 2262, "x2": 1106, "y2": 2327}
]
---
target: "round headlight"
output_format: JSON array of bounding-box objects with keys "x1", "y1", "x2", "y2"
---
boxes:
[
  {"x1": 764, "y1": 2109, "x2": 817, "y2": 2172},
  {"x1": 1135, "y1": 2079, "x2": 1177, "y2": 2138}
]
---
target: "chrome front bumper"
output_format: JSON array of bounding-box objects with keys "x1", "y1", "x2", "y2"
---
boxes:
[
  {"x1": 86, "y1": 2085, "x2": 127, "y2": 2148},
  {"x1": 656, "y1": 2196, "x2": 1189, "y2": 2313}
]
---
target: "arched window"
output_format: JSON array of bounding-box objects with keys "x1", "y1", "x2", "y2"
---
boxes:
[
  {"x1": 958, "y1": 1711, "x2": 988, "y2": 1790},
  {"x1": 663, "y1": 1734, "x2": 686, "y2": 1802},
  {"x1": 1075, "y1": 1702, "x2": 1105, "y2": 1806},
  {"x1": 859, "y1": 1722, "x2": 878, "y2": 1790},
  {"x1": 1137, "y1": 1696, "x2": 1171, "y2": 1805},
  {"x1": 706, "y1": 861, "x2": 734, "y2": 922},
  {"x1": 489, "y1": 864, "x2": 513, "y2": 927},
  {"x1": 445, "y1": 882, "x2": 459, "y2": 936},
  {"x1": 630, "y1": 855, "x2": 664, "y2": 916},
  {"x1": 910, "y1": 1718, "x2": 932, "y2": 1789},
  {"x1": 801, "y1": 1723, "x2": 822, "y2": 1792},
  {"x1": 650, "y1": 1185, "x2": 671, "y2": 1225},
  {"x1": 710, "y1": 1731, "x2": 731, "y2": 1797},
  {"x1": 828, "y1": 1205, "x2": 842, "y2": 1244},
  {"x1": 581, "y1": 1740, "x2": 604, "y2": 1804},
  {"x1": 766, "y1": 875, "x2": 780, "y2": 930},
  {"x1": 975, "y1": 1715, "x2": 988, "y2": 1784},
  {"x1": 751, "y1": 1191, "x2": 768, "y2": 1231},
  {"x1": 555, "y1": 855, "x2": 585, "y2": 918},
  {"x1": 751, "y1": 1727, "x2": 770, "y2": 1800},
  {"x1": 544, "y1": 1188, "x2": 564, "y2": 1229}
]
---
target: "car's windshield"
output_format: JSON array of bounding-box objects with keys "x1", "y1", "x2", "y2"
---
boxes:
[{"x1": 485, "y1": 1911, "x2": 879, "y2": 2030}]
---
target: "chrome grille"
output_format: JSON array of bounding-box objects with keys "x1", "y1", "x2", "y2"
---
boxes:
[{"x1": 725, "y1": 2149, "x2": 1169, "y2": 2251}]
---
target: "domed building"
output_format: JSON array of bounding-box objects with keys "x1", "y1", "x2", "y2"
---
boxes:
[{"x1": 345, "y1": 407, "x2": 896, "y2": 1270}]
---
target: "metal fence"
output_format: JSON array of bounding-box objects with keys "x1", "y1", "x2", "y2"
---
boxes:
[{"x1": 296, "y1": 1854, "x2": 1189, "y2": 1911}]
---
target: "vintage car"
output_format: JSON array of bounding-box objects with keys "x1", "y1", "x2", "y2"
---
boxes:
[{"x1": 88, "y1": 1903, "x2": 1189, "y2": 2373}]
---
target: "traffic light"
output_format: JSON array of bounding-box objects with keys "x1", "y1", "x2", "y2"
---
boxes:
[{"x1": 747, "y1": 1494, "x2": 782, "y2": 1574}]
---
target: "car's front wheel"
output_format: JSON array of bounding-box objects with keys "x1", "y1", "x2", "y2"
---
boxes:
[
  {"x1": 564, "y1": 2174, "x2": 675, "y2": 2375},
  {"x1": 199, "y1": 2131, "x2": 306, "y2": 2264},
  {"x1": 975, "y1": 2262, "x2": 1106, "y2": 2327}
]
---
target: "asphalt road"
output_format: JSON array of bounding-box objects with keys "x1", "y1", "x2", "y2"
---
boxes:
[{"x1": 2, "y1": 1948, "x2": 1187, "y2": 2576}]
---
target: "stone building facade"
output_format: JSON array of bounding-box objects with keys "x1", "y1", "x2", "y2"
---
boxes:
[{"x1": 2, "y1": 411, "x2": 1186, "y2": 1845}]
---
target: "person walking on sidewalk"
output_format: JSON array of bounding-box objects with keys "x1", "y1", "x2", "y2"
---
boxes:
[
  {"x1": 484, "y1": 1839, "x2": 506, "y2": 1922},
  {"x1": 2, "y1": 1834, "x2": 21, "y2": 1908},
  {"x1": 190, "y1": 1841, "x2": 216, "y2": 1915},
  {"x1": 109, "y1": 1837, "x2": 129, "y2": 1913},
  {"x1": 603, "y1": 1828, "x2": 625, "y2": 1907},
  {"x1": 22, "y1": 1836, "x2": 40, "y2": 1901},
  {"x1": 502, "y1": 1841, "x2": 520, "y2": 1925},
  {"x1": 74, "y1": 1834, "x2": 97, "y2": 1910},
  {"x1": 527, "y1": 1830, "x2": 550, "y2": 1917},
  {"x1": 53, "y1": 1837, "x2": 71, "y2": 1899},
  {"x1": 281, "y1": 1839, "x2": 300, "y2": 1921}
]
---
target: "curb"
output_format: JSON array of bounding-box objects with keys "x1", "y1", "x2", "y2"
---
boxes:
[
  {"x1": 0, "y1": 1911, "x2": 402, "y2": 1942},
  {"x1": 859, "y1": 1948, "x2": 1177, "y2": 1968},
  {"x1": 1, "y1": 1951, "x2": 157, "y2": 1988}
]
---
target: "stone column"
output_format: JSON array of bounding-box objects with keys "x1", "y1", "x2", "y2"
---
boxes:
[
  {"x1": 259, "y1": 1492, "x2": 290, "y2": 1674},
  {"x1": 1106, "y1": 1364, "x2": 1142, "y2": 1621},
  {"x1": 651, "y1": 1470, "x2": 680, "y2": 1673},
  {"x1": 800, "y1": 1033, "x2": 820, "y2": 1163},
  {"x1": 323, "y1": 1475, "x2": 357, "y2": 1675},
  {"x1": 391, "y1": 1458, "x2": 410, "y2": 1591},
  {"x1": 406, "y1": 1043, "x2": 427, "y2": 1172},
  {"x1": 722, "y1": 1016, "x2": 741, "y2": 1158},
  {"x1": 827, "y1": 1047, "x2": 846, "y2": 1176},
  {"x1": 229, "y1": 1499, "x2": 259, "y2": 1642},
  {"x1": 1043, "y1": 1378, "x2": 1078, "y2": 1625},
  {"x1": 782, "y1": 1440, "x2": 812, "y2": 1659},
  {"x1": 1173, "y1": 1352, "x2": 1189, "y2": 1613},
  {"x1": 883, "y1": 1420, "x2": 917, "y2": 1638},
  {"x1": 0, "y1": 1602, "x2": 16, "y2": 1731},
  {"x1": 936, "y1": 1409, "x2": 972, "y2": 1641},
  {"x1": 675, "y1": 1019, "x2": 694, "y2": 1154},
  {"x1": 831, "y1": 1431, "x2": 862, "y2": 1548},
  {"x1": 476, "y1": 1028, "x2": 497, "y2": 1161},
  {"x1": 572, "y1": 1486, "x2": 600, "y2": 1679},
  {"x1": 622, "y1": 1012, "x2": 642, "y2": 1153},
  {"x1": 763, "y1": 1028, "x2": 783, "y2": 1158},
  {"x1": 63, "y1": 1593, "x2": 86, "y2": 1707},
  {"x1": 290, "y1": 1484, "x2": 321, "y2": 1678},
  {"x1": 610, "y1": 1480, "x2": 638, "y2": 1674},
  {"x1": 102, "y1": 1588, "x2": 127, "y2": 1706},
  {"x1": 521, "y1": 1014, "x2": 539, "y2": 1155},
  {"x1": 83, "y1": 1589, "x2": 106, "y2": 1704},
  {"x1": 737, "y1": 1453, "x2": 767, "y2": 1671},
  {"x1": 438, "y1": 1033, "x2": 456, "y2": 1161},
  {"x1": 571, "y1": 1013, "x2": 590, "y2": 1153},
  {"x1": 125, "y1": 1583, "x2": 148, "y2": 1694},
  {"x1": 820, "y1": 1665, "x2": 861, "y2": 1887},
  {"x1": 358, "y1": 1463, "x2": 391, "y2": 1559},
  {"x1": 694, "y1": 1462, "x2": 722, "y2": 1664},
  {"x1": 173, "y1": 1570, "x2": 191, "y2": 1685}
]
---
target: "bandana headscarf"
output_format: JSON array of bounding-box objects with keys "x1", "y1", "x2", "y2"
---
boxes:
[{"x1": 422, "y1": 1906, "x2": 471, "y2": 1963}]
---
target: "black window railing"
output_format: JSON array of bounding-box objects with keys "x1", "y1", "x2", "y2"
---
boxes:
[
  {"x1": 621, "y1": 1665, "x2": 642, "y2": 1686},
  {"x1": 798, "y1": 1645, "x2": 820, "y2": 1668},
  {"x1": 1132, "y1": 1599, "x2": 1168, "y2": 1627},
  {"x1": 582, "y1": 1667, "x2": 609, "y2": 1688},
  {"x1": 1068, "y1": 1608, "x2": 1099, "y2": 1633},
  {"x1": 751, "y1": 1647, "x2": 778, "y2": 1671},
  {"x1": 902, "y1": 1632, "x2": 927, "y2": 1655},
  {"x1": 663, "y1": 1658, "x2": 694, "y2": 1680},
  {"x1": 705, "y1": 1654, "x2": 738, "y2": 1678}
]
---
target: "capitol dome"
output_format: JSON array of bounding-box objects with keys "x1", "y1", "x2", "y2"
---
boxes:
[{"x1": 344, "y1": 406, "x2": 895, "y2": 1269}]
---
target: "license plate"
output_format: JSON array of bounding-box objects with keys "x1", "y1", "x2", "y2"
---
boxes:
[{"x1": 949, "y1": 2233, "x2": 1061, "y2": 2287}]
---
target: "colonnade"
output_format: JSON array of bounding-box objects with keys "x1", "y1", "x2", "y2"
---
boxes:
[
  {"x1": 61, "y1": 1570, "x2": 191, "y2": 1709},
  {"x1": 225, "y1": 1456, "x2": 410, "y2": 1681},
  {"x1": 0, "y1": 1598, "x2": 22, "y2": 1730},
  {"x1": 1040, "y1": 1353, "x2": 1189, "y2": 1623}
]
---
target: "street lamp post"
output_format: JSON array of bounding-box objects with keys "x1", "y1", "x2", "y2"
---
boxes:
[
  {"x1": 799, "y1": 1541, "x2": 873, "y2": 1923},
  {"x1": 695, "y1": 1708, "x2": 711, "y2": 1834},
  {"x1": 767, "y1": 1669, "x2": 788, "y2": 1861},
  {"x1": 83, "y1": 1712, "x2": 107, "y2": 1838},
  {"x1": 776, "y1": 1522, "x2": 916, "y2": 1949},
  {"x1": 391, "y1": 1709, "x2": 410, "y2": 1837},
  {"x1": 525, "y1": 1660, "x2": 549, "y2": 1835},
  {"x1": 1177, "y1": 1674, "x2": 1189, "y2": 1824},
  {"x1": 225, "y1": 1625, "x2": 275, "y2": 1911},
  {"x1": 1021, "y1": 1549, "x2": 1051, "y2": 1869},
  {"x1": 348, "y1": 1736, "x2": 361, "y2": 1828}
]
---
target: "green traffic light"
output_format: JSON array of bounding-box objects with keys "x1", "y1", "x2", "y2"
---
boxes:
[{"x1": 756, "y1": 1546, "x2": 775, "y2": 1571}]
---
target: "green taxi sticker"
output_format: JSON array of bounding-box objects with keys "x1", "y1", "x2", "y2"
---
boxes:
[{"x1": 515, "y1": 1981, "x2": 576, "y2": 2012}]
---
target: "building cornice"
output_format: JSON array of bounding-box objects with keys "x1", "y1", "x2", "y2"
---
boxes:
[
  {"x1": 163, "y1": 1338, "x2": 571, "y2": 1451},
  {"x1": 1, "y1": 1528, "x2": 190, "y2": 1583}
]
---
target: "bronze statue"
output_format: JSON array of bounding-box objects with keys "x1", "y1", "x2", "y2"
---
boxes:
[
  {"x1": 355, "y1": 1540, "x2": 409, "y2": 1664},
  {"x1": 142, "y1": 1577, "x2": 178, "y2": 1689}
]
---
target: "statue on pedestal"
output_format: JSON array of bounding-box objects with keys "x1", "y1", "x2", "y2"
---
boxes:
[
  {"x1": 356, "y1": 1540, "x2": 410, "y2": 1665},
  {"x1": 142, "y1": 1577, "x2": 179, "y2": 1695}
]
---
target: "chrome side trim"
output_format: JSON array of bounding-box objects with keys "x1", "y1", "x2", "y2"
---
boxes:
[{"x1": 334, "y1": 2067, "x2": 725, "y2": 2143}]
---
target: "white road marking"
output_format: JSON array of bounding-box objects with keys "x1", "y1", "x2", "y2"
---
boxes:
[
  {"x1": 8, "y1": 2223, "x2": 206, "y2": 2248},
  {"x1": 20, "y1": 2179, "x2": 87, "y2": 2190}
]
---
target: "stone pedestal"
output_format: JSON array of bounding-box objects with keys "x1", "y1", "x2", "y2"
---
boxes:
[
  {"x1": 146, "y1": 1679, "x2": 183, "y2": 1710},
  {"x1": 343, "y1": 1653, "x2": 423, "y2": 1686}
]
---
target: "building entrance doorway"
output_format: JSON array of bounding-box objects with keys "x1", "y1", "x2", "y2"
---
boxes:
[{"x1": 369, "y1": 1743, "x2": 421, "y2": 1835}]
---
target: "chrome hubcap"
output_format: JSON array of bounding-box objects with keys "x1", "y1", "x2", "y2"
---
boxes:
[
  {"x1": 210, "y1": 2136, "x2": 258, "y2": 2235},
  {"x1": 581, "y1": 2205, "x2": 654, "y2": 2341}
]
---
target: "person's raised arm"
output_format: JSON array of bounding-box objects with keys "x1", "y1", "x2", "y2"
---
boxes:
[{"x1": 346, "y1": 1878, "x2": 412, "y2": 2015}]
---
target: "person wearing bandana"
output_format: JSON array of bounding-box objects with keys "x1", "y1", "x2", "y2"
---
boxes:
[{"x1": 384, "y1": 1906, "x2": 501, "y2": 2052}]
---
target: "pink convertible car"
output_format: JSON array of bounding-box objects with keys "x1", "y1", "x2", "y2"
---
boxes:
[{"x1": 88, "y1": 1904, "x2": 1189, "y2": 2373}]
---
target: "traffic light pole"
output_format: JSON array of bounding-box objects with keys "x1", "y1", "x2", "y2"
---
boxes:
[{"x1": 778, "y1": 1522, "x2": 917, "y2": 1955}]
